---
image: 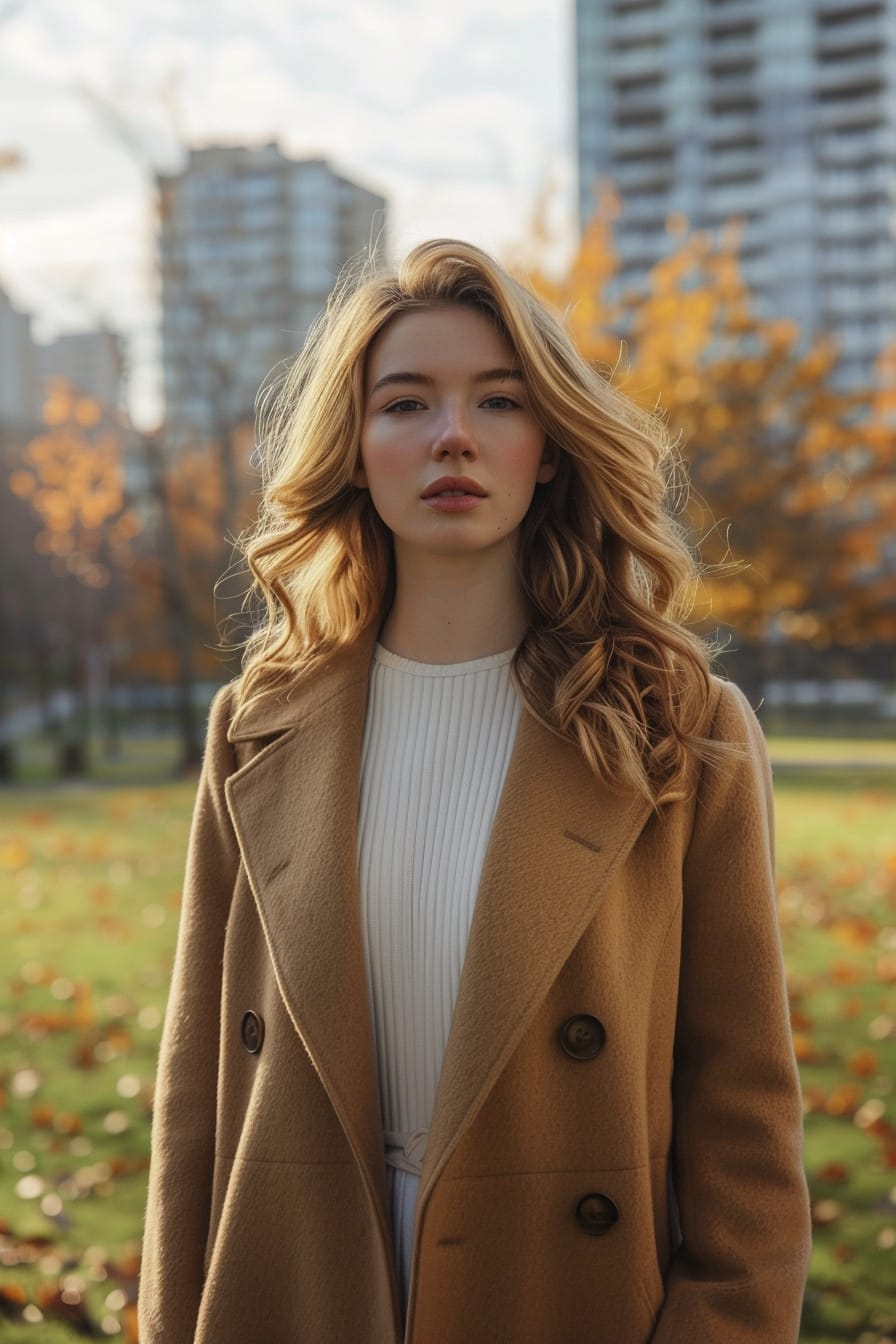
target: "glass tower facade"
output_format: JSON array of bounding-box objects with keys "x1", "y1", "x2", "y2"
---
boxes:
[
  {"x1": 575, "y1": 0, "x2": 896, "y2": 386},
  {"x1": 157, "y1": 143, "x2": 387, "y2": 440}
]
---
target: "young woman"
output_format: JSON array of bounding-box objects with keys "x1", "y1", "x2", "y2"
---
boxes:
[{"x1": 139, "y1": 239, "x2": 811, "y2": 1343}]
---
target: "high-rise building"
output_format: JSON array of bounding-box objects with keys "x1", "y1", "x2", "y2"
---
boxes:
[
  {"x1": 0, "y1": 286, "x2": 122, "y2": 430},
  {"x1": 36, "y1": 330, "x2": 123, "y2": 413},
  {"x1": 157, "y1": 143, "x2": 387, "y2": 441},
  {"x1": 575, "y1": 0, "x2": 896, "y2": 386},
  {"x1": 0, "y1": 286, "x2": 39, "y2": 430}
]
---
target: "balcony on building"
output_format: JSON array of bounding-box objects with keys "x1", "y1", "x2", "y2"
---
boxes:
[
  {"x1": 815, "y1": 0, "x2": 885, "y2": 21},
  {"x1": 814, "y1": 125, "x2": 891, "y2": 165},
  {"x1": 614, "y1": 158, "x2": 675, "y2": 192},
  {"x1": 701, "y1": 7, "x2": 760, "y2": 40},
  {"x1": 611, "y1": 121, "x2": 674, "y2": 154},
  {"x1": 819, "y1": 202, "x2": 891, "y2": 238},
  {"x1": 818, "y1": 167, "x2": 891, "y2": 203},
  {"x1": 703, "y1": 105, "x2": 761, "y2": 140},
  {"x1": 819, "y1": 242, "x2": 895, "y2": 280},
  {"x1": 822, "y1": 282, "x2": 894, "y2": 318},
  {"x1": 816, "y1": 15, "x2": 887, "y2": 54},
  {"x1": 609, "y1": 43, "x2": 668, "y2": 78},
  {"x1": 815, "y1": 51, "x2": 885, "y2": 93},
  {"x1": 607, "y1": 9, "x2": 670, "y2": 43},
  {"x1": 705, "y1": 146, "x2": 765, "y2": 179},
  {"x1": 703, "y1": 26, "x2": 757, "y2": 56},
  {"x1": 813, "y1": 89, "x2": 885, "y2": 128}
]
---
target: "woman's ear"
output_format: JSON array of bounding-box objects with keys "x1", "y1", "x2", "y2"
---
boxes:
[
  {"x1": 536, "y1": 439, "x2": 558, "y2": 485},
  {"x1": 352, "y1": 460, "x2": 368, "y2": 488}
]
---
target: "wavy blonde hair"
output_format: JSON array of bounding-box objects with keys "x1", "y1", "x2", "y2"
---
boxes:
[{"x1": 237, "y1": 238, "x2": 719, "y2": 804}]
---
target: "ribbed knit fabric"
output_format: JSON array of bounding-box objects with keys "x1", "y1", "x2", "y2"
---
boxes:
[{"x1": 357, "y1": 642, "x2": 522, "y2": 1318}]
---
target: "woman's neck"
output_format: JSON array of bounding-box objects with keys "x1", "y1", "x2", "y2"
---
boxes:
[{"x1": 378, "y1": 550, "x2": 529, "y2": 664}]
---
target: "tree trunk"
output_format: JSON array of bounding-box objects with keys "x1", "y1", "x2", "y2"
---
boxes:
[{"x1": 139, "y1": 432, "x2": 203, "y2": 773}]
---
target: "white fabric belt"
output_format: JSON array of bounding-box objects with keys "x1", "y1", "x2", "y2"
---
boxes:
[{"x1": 384, "y1": 1127, "x2": 428, "y2": 1178}]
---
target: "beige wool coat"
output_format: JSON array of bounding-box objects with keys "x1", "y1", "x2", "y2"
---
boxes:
[{"x1": 138, "y1": 628, "x2": 812, "y2": 1344}]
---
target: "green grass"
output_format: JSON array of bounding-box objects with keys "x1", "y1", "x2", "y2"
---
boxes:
[
  {"x1": 0, "y1": 784, "x2": 197, "y2": 1340},
  {"x1": 11, "y1": 735, "x2": 186, "y2": 787},
  {"x1": 0, "y1": 765, "x2": 894, "y2": 1341},
  {"x1": 768, "y1": 737, "x2": 896, "y2": 767},
  {"x1": 773, "y1": 770, "x2": 896, "y2": 1343}
]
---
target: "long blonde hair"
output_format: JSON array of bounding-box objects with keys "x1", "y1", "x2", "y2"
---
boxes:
[{"x1": 237, "y1": 238, "x2": 718, "y2": 803}]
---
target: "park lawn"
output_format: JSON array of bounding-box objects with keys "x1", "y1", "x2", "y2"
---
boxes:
[
  {"x1": 768, "y1": 737, "x2": 896, "y2": 767},
  {"x1": 773, "y1": 771, "x2": 896, "y2": 1343},
  {"x1": 0, "y1": 767, "x2": 893, "y2": 1342},
  {"x1": 0, "y1": 783, "x2": 198, "y2": 1341}
]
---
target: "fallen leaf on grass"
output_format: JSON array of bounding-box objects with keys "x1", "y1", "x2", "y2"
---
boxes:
[
  {"x1": 831, "y1": 962, "x2": 866, "y2": 986},
  {"x1": 848, "y1": 1048, "x2": 879, "y2": 1078},
  {"x1": 825, "y1": 1084, "x2": 862, "y2": 1116},
  {"x1": 36, "y1": 1284, "x2": 102, "y2": 1337},
  {"x1": 877, "y1": 954, "x2": 896, "y2": 983},
  {"x1": 0, "y1": 1283, "x2": 27, "y2": 1318},
  {"x1": 54, "y1": 1112, "x2": 83, "y2": 1136},
  {"x1": 832, "y1": 915, "x2": 878, "y2": 948},
  {"x1": 22, "y1": 810, "x2": 52, "y2": 826},
  {"x1": 817, "y1": 1162, "x2": 851, "y2": 1184},
  {"x1": 0, "y1": 840, "x2": 30, "y2": 869}
]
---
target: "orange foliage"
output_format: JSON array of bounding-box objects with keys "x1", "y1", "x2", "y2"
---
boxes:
[
  {"x1": 14, "y1": 379, "x2": 141, "y2": 590},
  {"x1": 517, "y1": 184, "x2": 896, "y2": 646}
]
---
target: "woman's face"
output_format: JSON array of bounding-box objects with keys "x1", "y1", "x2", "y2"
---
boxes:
[{"x1": 356, "y1": 305, "x2": 554, "y2": 565}]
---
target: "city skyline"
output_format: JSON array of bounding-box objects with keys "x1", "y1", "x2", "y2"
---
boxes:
[{"x1": 0, "y1": 0, "x2": 573, "y2": 428}]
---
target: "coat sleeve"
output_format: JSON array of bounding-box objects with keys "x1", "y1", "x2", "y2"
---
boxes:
[
  {"x1": 650, "y1": 679, "x2": 812, "y2": 1343},
  {"x1": 138, "y1": 683, "x2": 241, "y2": 1344}
]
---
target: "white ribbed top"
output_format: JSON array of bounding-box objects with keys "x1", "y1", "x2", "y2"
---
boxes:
[{"x1": 357, "y1": 642, "x2": 522, "y2": 1316}]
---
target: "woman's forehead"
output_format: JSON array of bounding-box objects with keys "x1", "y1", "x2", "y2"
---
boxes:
[{"x1": 365, "y1": 306, "x2": 518, "y2": 389}]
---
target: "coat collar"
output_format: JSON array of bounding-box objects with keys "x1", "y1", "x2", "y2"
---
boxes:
[
  {"x1": 223, "y1": 629, "x2": 652, "y2": 1244},
  {"x1": 226, "y1": 622, "x2": 380, "y2": 742}
]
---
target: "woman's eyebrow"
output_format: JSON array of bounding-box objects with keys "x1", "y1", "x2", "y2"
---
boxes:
[
  {"x1": 370, "y1": 371, "x2": 433, "y2": 394},
  {"x1": 370, "y1": 368, "x2": 524, "y2": 394}
]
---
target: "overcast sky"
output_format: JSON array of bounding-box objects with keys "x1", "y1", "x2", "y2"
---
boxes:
[{"x1": 0, "y1": 0, "x2": 575, "y2": 425}]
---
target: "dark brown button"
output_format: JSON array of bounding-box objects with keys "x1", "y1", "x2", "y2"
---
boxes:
[
  {"x1": 559, "y1": 1014, "x2": 606, "y2": 1061},
  {"x1": 241, "y1": 1010, "x2": 264, "y2": 1054},
  {"x1": 575, "y1": 1193, "x2": 619, "y2": 1236}
]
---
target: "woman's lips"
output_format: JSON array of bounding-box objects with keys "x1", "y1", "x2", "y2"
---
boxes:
[
  {"x1": 421, "y1": 475, "x2": 486, "y2": 499},
  {"x1": 422, "y1": 492, "x2": 485, "y2": 512}
]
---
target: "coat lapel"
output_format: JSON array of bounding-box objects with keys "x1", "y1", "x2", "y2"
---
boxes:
[
  {"x1": 222, "y1": 632, "x2": 652, "y2": 1248},
  {"x1": 223, "y1": 631, "x2": 388, "y2": 1215},
  {"x1": 417, "y1": 709, "x2": 651, "y2": 1206}
]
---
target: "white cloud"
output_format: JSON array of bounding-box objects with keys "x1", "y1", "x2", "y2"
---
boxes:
[{"x1": 0, "y1": 0, "x2": 575, "y2": 427}]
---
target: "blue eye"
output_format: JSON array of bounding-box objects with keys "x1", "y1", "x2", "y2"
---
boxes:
[
  {"x1": 482, "y1": 395, "x2": 520, "y2": 410},
  {"x1": 385, "y1": 398, "x2": 423, "y2": 413}
]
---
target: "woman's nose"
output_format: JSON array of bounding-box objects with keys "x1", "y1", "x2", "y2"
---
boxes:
[{"x1": 432, "y1": 405, "x2": 477, "y2": 459}]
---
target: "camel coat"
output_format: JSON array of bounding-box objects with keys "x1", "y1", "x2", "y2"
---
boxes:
[{"x1": 138, "y1": 629, "x2": 811, "y2": 1343}]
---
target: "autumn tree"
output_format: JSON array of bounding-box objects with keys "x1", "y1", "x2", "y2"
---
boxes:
[
  {"x1": 518, "y1": 186, "x2": 895, "y2": 690},
  {"x1": 5, "y1": 378, "x2": 259, "y2": 776},
  {"x1": 124, "y1": 418, "x2": 257, "y2": 770},
  {"x1": 6, "y1": 380, "x2": 141, "y2": 775}
]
